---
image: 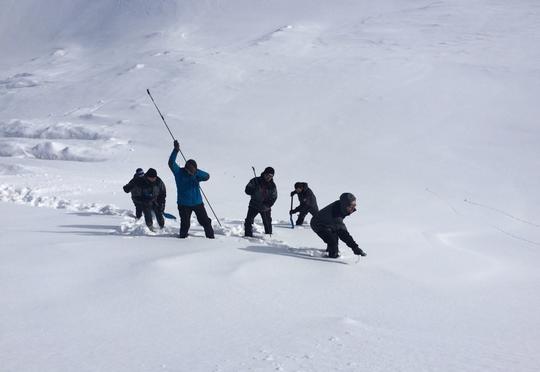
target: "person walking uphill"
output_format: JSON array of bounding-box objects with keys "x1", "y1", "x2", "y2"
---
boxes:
[
  {"x1": 168, "y1": 140, "x2": 215, "y2": 239},
  {"x1": 310, "y1": 193, "x2": 366, "y2": 258},
  {"x1": 123, "y1": 168, "x2": 166, "y2": 231},
  {"x1": 123, "y1": 167, "x2": 145, "y2": 219},
  {"x1": 290, "y1": 182, "x2": 319, "y2": 226},
  {"x1": 244, "y1": 167, "x2": 277, "y2": 237}
]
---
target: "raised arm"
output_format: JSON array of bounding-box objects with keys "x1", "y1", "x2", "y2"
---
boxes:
[{"x1": 168, "y1": 149, "x2": 181, "y2": 175}]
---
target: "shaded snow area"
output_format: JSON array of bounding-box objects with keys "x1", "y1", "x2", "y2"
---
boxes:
[{"x1": 1, "y1": 0, "x2": 540, "y2": 371}]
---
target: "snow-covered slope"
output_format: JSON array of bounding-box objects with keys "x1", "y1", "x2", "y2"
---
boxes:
[{"x1": 1, "y1": 1, "x2": 540, "y2": 371}]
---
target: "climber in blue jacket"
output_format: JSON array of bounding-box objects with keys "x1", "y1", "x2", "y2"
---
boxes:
[{"x1": 168, "y1": 140, "x2": 215, "y2": 239}]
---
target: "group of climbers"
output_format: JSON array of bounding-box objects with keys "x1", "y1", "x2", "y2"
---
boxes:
[{"x1": 123, "y1": 141, "x2": 366, "y2": 258}]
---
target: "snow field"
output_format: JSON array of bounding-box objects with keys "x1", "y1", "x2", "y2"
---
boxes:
[{"x1": 1, "y1": 0, "x2": 540, "y2": 371}]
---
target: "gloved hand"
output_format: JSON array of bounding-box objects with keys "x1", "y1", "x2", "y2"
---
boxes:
[
  {"x1": 123, "y1": 185, "x2": 130, "y2": 193},
  {"x1": 173, "y1": 140, "x2": 180, "y2": 151},
  {"x1": 289, "y1": 209, "x2": 294, "y2": 215},
  {"x1": 353, "y1": 246, "x2": 367, "y2": 257},
  {"x1": 290, "y1": 191, "x2": 296, "y2": 197}
]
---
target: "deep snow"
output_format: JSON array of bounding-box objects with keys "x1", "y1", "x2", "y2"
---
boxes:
[{"x1": 1, "y1": 0, "x2": 540, "y2": 371}]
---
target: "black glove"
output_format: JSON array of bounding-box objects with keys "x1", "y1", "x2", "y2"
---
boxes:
[
  {"x1": 173, "y1": 140, "x2": 180, "y2": 151},
  {"x1": 290, "y1": 191, "x2": 296, "y2": 197},
  {"x1": 289, "y1": 210, "x2": 294, "y2": 215},
  {"x1": 123, "y1": 185, "x2": 130, "y2": 193},
  {"x1": 353, "y1": 246, "x2": 367, "y2": 257}
]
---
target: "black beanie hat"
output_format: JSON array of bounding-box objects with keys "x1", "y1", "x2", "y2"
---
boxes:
[
  {"x1": 263, "y1": 167, "x2": 275, "y2": 176},
  {"x1": 146, "y1": 168, "x2": 157, "y2": 178},
  {"x1": 186, "y1": 159, "x2": 197, "y2": 170}
]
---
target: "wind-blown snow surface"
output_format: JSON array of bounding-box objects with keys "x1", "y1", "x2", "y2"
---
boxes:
[{"x1": 1, "y1": 1, "x2": 540, "y2": 371}]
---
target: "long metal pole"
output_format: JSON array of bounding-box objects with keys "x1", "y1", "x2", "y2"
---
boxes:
[
  {"x1": 146, "y1": 89, "x2": 222, "y2": 227},
  {"x1": 147, "y1": 89, "x2": 175, "y2": 140}
]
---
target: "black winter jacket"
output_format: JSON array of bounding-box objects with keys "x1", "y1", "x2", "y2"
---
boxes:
[
  {"x1": 310, "y1": 200, "x2": 358, "y2": 249},
  {"x1": 123, "y1": 176, "x2": 166, "y2": 208},
  {"x1": 245, "y1": 176, "x2": 277, "y2": 212},
  {"x1": 291, "y1": 183, "x2": 319, "y2": 215}
]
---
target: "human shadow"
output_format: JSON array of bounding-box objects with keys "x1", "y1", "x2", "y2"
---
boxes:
[
  {"x1": 68, "y1": 212, "x2": 103, "y2": 217},
  {"x1": 60, "y1": 224, "x2": 119, "y2": 230},
  {"x1": 67, "y1": 211, "x2": 136, "y2": 218},
  {"x1": 273, "y1": 223, "x2": 294, "y2": 229},
  {"x1": 52, "y1": 224, "x2": 177, "y2": 238},
  {"x1": 37, "y1": 229, "x2": 117, "y2": 237},
  {"x1": 273, "y1": 223, "x2": 312, "y2": 230},
  {"x1": 240, "y1": 245, "x2": 349, "y2": 265}
]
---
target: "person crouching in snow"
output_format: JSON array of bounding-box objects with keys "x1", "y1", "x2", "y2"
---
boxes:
[
  {"x1": 289, "y1": 182, "x2": 319, "y2": 226},
  {"x1": 310, "y1": 193, "x2": 366, "y2": 258},
  {"x1": 123, "y1": 167, "x2": 145, "y2": 219},
  {"x1": 168, "y1": 140, "x2": 215, "y2": 239},
  {"x1": 123, "y1": 168, "x2": 166, "y2": 231},
  {"x1": 244, "y1": 167, "x2": 277, "y2": 237}
]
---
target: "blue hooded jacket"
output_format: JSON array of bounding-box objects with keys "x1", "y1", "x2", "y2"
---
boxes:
[{"x1": 168, "y1": 149, "x2": 209, "y2": 206}]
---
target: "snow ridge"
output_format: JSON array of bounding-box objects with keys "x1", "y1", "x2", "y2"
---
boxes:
[
  {"x1": 0, "y1": 119, "x2": 110, "y2": 140},
  {"x1": 0, "y1": 184, "x2": 132, "y2": 216},
  {"x1": 0, "y1": 119, "x2": 122, "y2": 162}
]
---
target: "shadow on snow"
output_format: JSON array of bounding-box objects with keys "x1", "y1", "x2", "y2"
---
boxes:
[{"x1": 240, "y1": 245, "x2": 348, "y2": 265}]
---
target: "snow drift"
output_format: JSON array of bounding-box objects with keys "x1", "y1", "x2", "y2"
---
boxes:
[{"x1": 0, "y1": 119, "x2": 110, "y2": 140}]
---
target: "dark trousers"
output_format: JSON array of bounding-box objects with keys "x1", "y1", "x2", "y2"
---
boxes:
[
  {"x1": 314, "y1": 227, "x2": 339, "y2": 257},
  {"x1": 133, "y1": 201, "x2": 143, "y2": 219},
  {"x1": 178, "y1": 204, "x2": 215, "y2": 238},
  {"x1": 296, "y1": 207, "x2": 318, "y2": 226},
  {"x1": 142, "y1": 202, "x2": 164, "y2": 229},
  {"x1": 244, "y1": 207, "x2": 272, "y2": 236},
  {"x1": 296, "y1": 211, "x2": 308, "y2": 225}
]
